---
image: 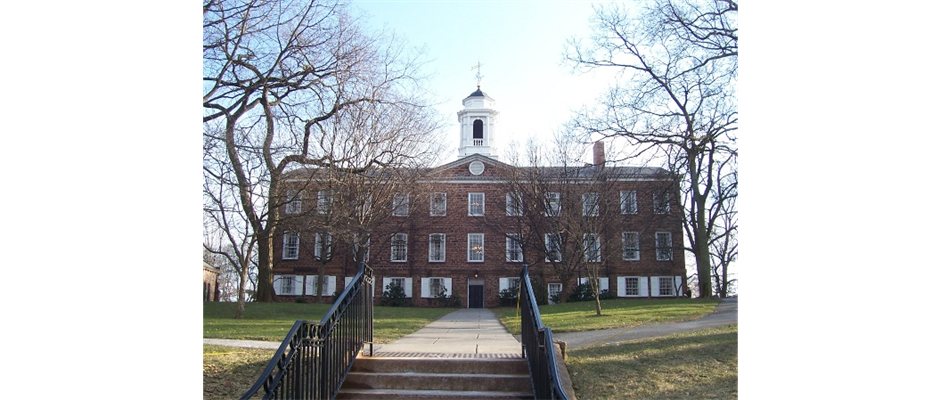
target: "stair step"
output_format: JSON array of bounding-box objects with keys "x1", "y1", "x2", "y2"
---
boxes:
[
  {"x1": 343, "y1": 371, "x2": 531, "y2": 392},
  {"x1": 339, "y1": 356, "x2": 535, "y2": 399},
  {"x1": 335, "y1": 388, "x2": 533, "y2": 400}
]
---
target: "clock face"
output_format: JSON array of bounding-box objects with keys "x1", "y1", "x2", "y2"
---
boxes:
[{"x1": 469, "y1": 161, "x2": 485, "y2": 175}]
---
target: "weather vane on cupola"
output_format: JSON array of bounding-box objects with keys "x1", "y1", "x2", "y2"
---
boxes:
[{"x1": 471, "y1": 61, "x2": 484, "y2": 88}]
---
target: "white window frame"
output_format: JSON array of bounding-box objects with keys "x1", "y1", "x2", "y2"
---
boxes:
[
  {"x1": 544, "y1": 192, "x2": 561, "y2": 216},
  {"x1": 392, "y1": 193, "x2": 409, "y2": 216},
  {"x1": 275, "y1": 274, "x2": 303, "y2": 296},
  {"x1": 468, "y1": 192, "x2": 485, "y2": 216},
  {"x1": 547, "y1": 283, "x2": 562, "y2": 304},
  {"x1": 583, "y1": 233, "x2": 601, "y2": 262},
  {"x1": 391, "y1": 233, "x2": 408, "y2": 262},
  {"x1": 506, "y1": 233, "x2": 523, "y2": 262},
  {"x1": 651, "y1": 276, "x2": 683, "y2": 297},
  {"x1": 582, "y1": 192, "x2": 599, "y2": 216},
  {"x1": 577, "y1": 277, "x2": 610, "y2": 294},
  {"x1": 622, "y1": 231, "x2": 640, "y2": 261},
  {"x1": 429, "y1": 233, "x2": 446, "y2": 262},
  {"x1": 620, "y1": 190, "x2": 637, "y2": 214},
  {"x1": 314, "y1": 232, "x2": 332, "y2": 260},
  {"x1": 317, "y1": 190, "x2": 332, "y2": 214},
  {"x1": 545, "y1": 233, "x2": 562, "y2": 262},
  {"x1": 499, "y1": 277, "x2": 521, "y2": 292},
  {"x1": 421, "y1": 277, "x2": 453, "y2": 298},
  {"x1": 653, "y1": 192, "x2": 671, "y2": 214},
  {"x1": 506, "y1": 192, "x2": 523, "y2": 216},
  {"x1": 305, "y1": 275, "x2": 336, "y2": 296},
  {"x1": 383, "y1": 277, "x2": 413, "y2": 298},
  {"x1": 617, "y1": 276, "x2": 649, "y2": 297},
  {"x1": 467, "y1": 233, "x2": 484, "y2": 262},
  {"x1": 285, "y1": 190, "x2": 302, "y2": 214},
  {"x1": 282, "y1": 232, "x2": 299, "y2": 260},
  {"x1": 430, "y1": 192, "x2": 447, "y2": 216},
  {"x1": 655, "y1": 232, "x2": 673, "y2": 261}
]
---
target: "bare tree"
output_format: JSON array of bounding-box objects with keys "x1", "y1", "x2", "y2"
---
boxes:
[
  {"x1": 565, "y1": 0, "x2": 737, "y2": 298},
  {"x1": 203, "y1": 0, "x2": 443, "y2": 301}
]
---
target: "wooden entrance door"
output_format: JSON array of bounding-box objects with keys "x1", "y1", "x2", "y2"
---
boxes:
[{"x1": 469, "y1": 285, "x2": 484, "y2": 308}]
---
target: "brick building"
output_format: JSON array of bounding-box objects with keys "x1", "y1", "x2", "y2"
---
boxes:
[{"x1": 271, "y1": 87, "x2": 687, "y2": 307}]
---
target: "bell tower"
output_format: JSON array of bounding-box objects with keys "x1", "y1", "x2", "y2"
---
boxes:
[{"x1": 457, "y1": 64, "x2": 499, "y2": 159}]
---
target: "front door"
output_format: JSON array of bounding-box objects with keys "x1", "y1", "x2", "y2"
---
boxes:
[{"x1": 469, "y1": 285, "x2": 484, "y2": 308}]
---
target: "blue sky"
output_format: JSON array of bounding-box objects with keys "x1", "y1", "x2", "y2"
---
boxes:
[{"x1": 351, "y1": 1, "x2": 621, "y2": 163}]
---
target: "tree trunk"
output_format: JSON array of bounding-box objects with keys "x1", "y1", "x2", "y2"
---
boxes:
[{"x1": 255, "y1": 232, "x2": 276, "y2": 302}]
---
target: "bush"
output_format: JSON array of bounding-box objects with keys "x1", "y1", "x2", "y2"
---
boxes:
[
  {"x1": 435, "y1": 286, "x2": 461, "y2": 307},
  {"x1": 498, "y1": 287, "x2": 518, "y2": 307},
  {"x1": 567, "y1": 282, "x2": 614, "y2": 303},
  {"x1": 380, "y1": 283, "x2": 411, "y2": 307}
]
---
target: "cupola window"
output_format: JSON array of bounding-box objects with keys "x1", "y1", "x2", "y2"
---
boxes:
[{"x1": 472, "y1": 119, "x2": 484, "y2": 146}]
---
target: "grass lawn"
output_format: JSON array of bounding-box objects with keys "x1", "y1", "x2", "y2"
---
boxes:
[{"x1": 203, "y1": 299, "x2": 727, "y2": 399}]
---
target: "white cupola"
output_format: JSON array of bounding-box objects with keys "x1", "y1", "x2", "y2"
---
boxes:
[{"x1": 456, "y1": 86, "x2": 499, "y2": 159}]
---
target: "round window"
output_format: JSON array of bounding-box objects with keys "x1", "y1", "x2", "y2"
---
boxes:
[{"x1": 469, "y1": 161, "x2": 485, "y2": 175}]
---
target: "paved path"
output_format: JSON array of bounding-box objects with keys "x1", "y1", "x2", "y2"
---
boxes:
[
  {"x1": 553, "y1": 297, "x2": 738, "y2": 350},
  {"x1": 204, "y1": 298, "x2": 737, "y2": 353}
]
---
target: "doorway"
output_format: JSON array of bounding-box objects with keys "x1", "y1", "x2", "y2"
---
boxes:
[{"x1": 468, "y1": 278, "x2": 484, "y2": 308}]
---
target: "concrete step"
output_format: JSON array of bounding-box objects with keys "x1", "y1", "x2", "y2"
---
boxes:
[{"x1": 337, "y1": 357, "x2": 534, "y2": 400}]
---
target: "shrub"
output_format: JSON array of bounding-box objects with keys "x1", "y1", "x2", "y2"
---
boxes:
[
  {"x1": 435, "y1": 286, "x2": 461, "y2": 307},
  {"x1": 498, "y1": 287, "x2": 518, "y2": 307},
  {"x1": 380, "y1": 283, "x2": 411, "y2": 307}
]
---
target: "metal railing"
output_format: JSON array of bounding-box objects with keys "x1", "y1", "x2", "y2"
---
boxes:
[
  {"x1": 240, "y1": 263, "x2": 374, "y2": 400},
  {"x1": 520, "y1": 264, "x2": 571, "y2": 400}
]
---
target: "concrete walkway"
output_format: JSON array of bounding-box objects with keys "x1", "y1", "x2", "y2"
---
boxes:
[{"x1": 204, "y1": 298, "x2": 737, "y2": 354}]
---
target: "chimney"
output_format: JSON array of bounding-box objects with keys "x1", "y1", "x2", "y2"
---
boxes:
[{"x1": 593, "y1": 141, "x2": 606, "y2": 169}]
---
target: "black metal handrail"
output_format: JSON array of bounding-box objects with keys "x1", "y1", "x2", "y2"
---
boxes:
[
  {"x1": 520, "y1": 264, "x2": 571, "y2": 400},
  {"x1": 240, "y1": 263, "x2": 374, "y2": 400}
]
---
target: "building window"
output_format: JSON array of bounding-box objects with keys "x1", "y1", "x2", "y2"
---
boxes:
[
  {"x1": 468, "y1": 192, "x2": 485, "y2": 216},
  {"x1": 283, "y1": 232, "x2": 299, "y2": 260},
  {"x1": 545, "y1": 233, "x2": 562, "y2": 262},
  {"x1": 544, "y1": 192, "x2": 561, "y2": 216},
  {"x1": 506, "y1": 192, "x2": 523, "y2": 216},
  {"x1": 392, "y1": 193, "x2": 409, "y2": 216},
  {"x1": 383, "y1": 277, "x2": 412, "y2": 298},
  {"x1": 430, "y1": 277, "x2": 445, "y2": 297},
  {"x1": 473, "y1": 119, "x2": 484, "y2": 139},
  {"x1": 655, "y1": 232, "x2": 673, "y2": 261},
  {"x1": 584, "y1": 233, "x2": 601, "y2": 262},
  {"x1": 280, "y1": 275, "x2": 295, "y2": 294},
  {"x1": 653, "y1": 192, "x2": 670, "y2": 214},
  {"x1": 421, "y1": 277, "x2": 452, "y2": 298},
  {"x1": 285, "y1": 190, "x2": 302, "y2": 214},
  {"x1": 468, "y1": 233, "x2": 484, "y2": 262},
  {"x1": 506, "y1": 233, "x2": 523, "y2": 262},
  {"x1": 620, "y1": 190, "x2": 637, "y2": 214},
  {"x1": 548, "y1": 283, "x2": 562, "y2": 304},
  {"x1": 622, "y1": 232, "x2": 639, "y2": 260},
  {"x1": 317, "y1": 190, "x2": 332, "y2": 214},
  {"x1": 429, "y1": 233, "x2": 446, "y2": 262},
  {"x1": 582, "y1": 192, "x2": 599, "y2": 216},
  {"x1": 314, "y1": 232, "x2": 332, "y2": 260},
  {"x1": 624, "y1": 277, "x2": 640, "y2": 296},
  {"x1": 430, "y1": 192, "x2": 447, "y2": 216},
  {"x1": 391, "y1": 233, "x2": 408, "y2": 262},
  {"x1": 658, "y1": 277, "x2": 675, "y2": 296}
]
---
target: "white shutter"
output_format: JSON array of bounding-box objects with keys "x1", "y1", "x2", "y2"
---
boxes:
[
  {"x1": 639, "y1": 277, "x2": 649, "y2": 297},
  {"x1": 382, "y1": 277, "x2": 391, "y2": 292},
  {"x1": 345, "y1": 276, "x2": 354, "y2": 289},
  {"x1": 651, "y1": 276, "x2": 661, "y2": 297},
  {"x1": 599, "y1": 277, "x2": 609, "y2": 293},
  {"x1": 274, "y1": 275, "x2": 285, "y2": 295},
  {"x1": 499, "y1": 278, "x2": 509, "y2": 292},
  {"x1": 421, "y1": 278, "x2": 430, "y2": 298},
  {"x1": 617, "y1": 276, "x2": 626, "y2": 297},
  {"x1": 674, "y1": 276, "x2": 683, "y2": 297},
  {"x1": 404, "y1": 278, "x2": 413, "y2": 298},
  {"x1": 444, "y1": 278, "x2": 453, "y2": 298}
]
